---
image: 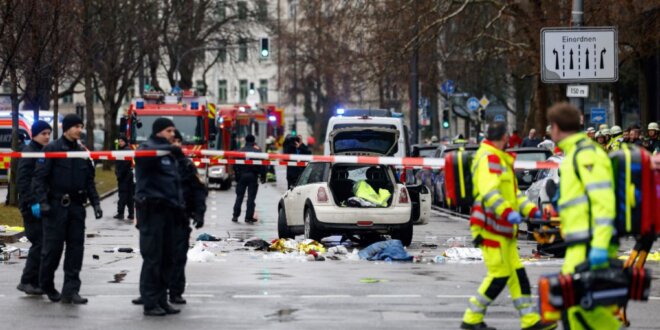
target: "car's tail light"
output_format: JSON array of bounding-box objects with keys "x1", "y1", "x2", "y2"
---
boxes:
[
  {"x1": 317, "y1": 187, "x2": 329, "y2": 203},
  {"x1": 399, "y1": 187, "x2": 409, "y2": 204}
]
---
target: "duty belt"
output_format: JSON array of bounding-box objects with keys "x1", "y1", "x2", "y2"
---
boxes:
[{"x1": 51, "y1": 191, "x2": 86, "y2": 207}]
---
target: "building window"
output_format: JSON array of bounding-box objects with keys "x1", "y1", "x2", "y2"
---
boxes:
[
  {"x1": 238, "y1": 1, "x2": 247, "y2": 20},
  {"x1": 257, "y1": 0, "x2": 268, "y2": 21},
  {"x1": 259, "y1": 79, "x2": 268, "y2": 103},
  {"x1": 196, "y1": 80, "x2": 207, "y2": 95},
  {"x1": 215, "y1": 0, "x2": 225, "y2": 20},
  {"x1": 238, "y1": 39, "x2": 248, "y2": 62},
  {"x1": 62, "y1": 93, "x2": 73, "y2": 104},
  {"x1": 218, "y1": 40, "x2": 227, "y2": 63},
  {"x1": 218, "y1": 80, "x2": 228, "y2": 103},
  {"x1": 2, "y1": 81, "x2": 10, "y2": 93},
  {"x1": 239, "y1": 79, "x2": 248, "y2": 103}
]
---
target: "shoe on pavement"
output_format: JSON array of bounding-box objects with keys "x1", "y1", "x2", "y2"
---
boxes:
[
  {"x1": 231, "y1": 217, "x2": 238, "y2": 222},
  {"x1": 17, "y1": 283, "x2": 44, "y2": 295},
  {"x1": 61, "y1": 293, "x2": 88, "y2": 304},
  {"x1": 127, "y1": 214, "x2": 134, "y2": 220},
  {"x1": 144, "y1": 306, "x2": 167, "y2": 316},
  {"x1": 160, "y1": 303, "x2": 180, "y2": 315},
  {"x1": 522, "y1": 321, "x2": 558, "y2": 330},
  {"x1": 245, "y1": 218, "x2": 258, "y2": 223},
  {"x1": 169, "y1": 295, "x2": 186, "y2": 304},
  {"x1": 45, "y1": 290, "x2": 62, "y2": 302},
  {"x1": 460, "y1": 322, "x2": 496, "y2": 330},
  {"x1": 113, "y1": 214, "x2": 124, "y2": 220},
  {"x1": 132, "y1": 296, "x2": 144, "y2": 305}
]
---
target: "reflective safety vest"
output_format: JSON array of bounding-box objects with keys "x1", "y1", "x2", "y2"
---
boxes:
[
  {"x1": 469, "y1": 141, "x2": 538, "y2": 239},
  {"x1": 607, "y1": 134, "x2": 623, "y2": 152},
  {"x1": 557, "y1": 133, "x2": 615, "y2": 249}
]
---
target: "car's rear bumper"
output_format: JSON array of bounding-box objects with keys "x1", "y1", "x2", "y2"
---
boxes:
[{"x1": 314, "y1": 203, "x2": 411, "y2": 226}]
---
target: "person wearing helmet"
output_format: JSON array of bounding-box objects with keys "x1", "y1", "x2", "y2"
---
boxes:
[
  {"x1": 646, "y1": 122, "x2": 660, "y2": 154},
  {"x1": 596, "y1": 131, "x2": 608, "y2": 148},
  {"x1": 586, "y1": 127, "x2": 596, "y2": 140},
  {"x1": 607, "y1": 125, "x2": 623, "y2": 151},
  {"x1": 598, "y1": 124, "x2": 608, "y2": 132}
]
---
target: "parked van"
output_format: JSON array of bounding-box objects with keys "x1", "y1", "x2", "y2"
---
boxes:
[{"x1": 323, "y1": 115, "x2": 409, "y2": 158}]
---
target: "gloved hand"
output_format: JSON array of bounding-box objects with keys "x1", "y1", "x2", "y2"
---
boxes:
[
  {"x1": 472, "y1": 235, "x2": 484, "y2": 248},
  {"x1": 93, "y1": 204, "x2": 103, "y2": 219},
  {"x1": 506, "y1": 211, "x2": 522, "y2": 225},
  {"x1": 31, "y1": 203, "x2": 41, "y2": 218},
  {"x1": 192, "y1": 213, "x2": 204, "y2": 229},
  {"x1": 588, "y1": 247, "x2": 609, "y2": 268},
  {"x1": 533, "y1": 210, "x2": 542, "y2": 219}
]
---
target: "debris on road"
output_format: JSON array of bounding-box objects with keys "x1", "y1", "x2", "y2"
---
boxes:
[
  {"x1": 360, "y1": 277, "x2": 388, "y2": 284},
  {"x1": 109, "y1": 270, "x2": 128, "y2": 283},
  {"x1": 188, "y1": 241, "x2": 215, "y2": 263},
  {"x1": 244, "y1": 238, "x2": 270, "y2": 251},
  {"x1": 358, "y1": 239, "x2": 413, "y2": 261},
  {"x1": 445, "y1": 236, "x2": 469, "y2": 247},
  {"x1": 197, "y1": 233, "x2": 221, "y2": 242},
  {"x1": 442, "y1": 247, "x2": 483, "y2": 262}
]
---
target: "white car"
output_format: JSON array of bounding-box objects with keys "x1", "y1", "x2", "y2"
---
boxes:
[
  {"x1": 278, "y1": 126, "x2": 414, "y2": 245},
  {"x1": 525, "y1": 155, "x2": 563, "y2": 207}
]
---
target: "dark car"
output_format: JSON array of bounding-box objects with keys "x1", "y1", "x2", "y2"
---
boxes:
[{"x1": 506, "y1": 147, "x2": 553, "y2": 191}]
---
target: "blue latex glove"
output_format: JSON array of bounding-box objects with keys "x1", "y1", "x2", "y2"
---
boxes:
[
  {"x1": 533, "y1": 210, "x2": 542, "y2": 219},
  {"x1": 588, "y1": 247, "x2": 609, "y2": 268},
  {"x1": 507, "y1": 211, "x2": 522, "y2": 225},
  {"x1": 31, "y1": 203, "x2": 41, "y2": 218}
]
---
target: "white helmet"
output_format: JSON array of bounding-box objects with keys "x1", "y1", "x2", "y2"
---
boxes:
[
  {"x1": 648, "y1": 122, "x2": 659, "y2": 131},
  {"x1": 546, "y1": 125, "x2": 551, "y2": 133},
  {"x1": 595, "y1": 131, "x2": 602, "y2": 138},
  {"x1": 586, "y1": 127, "x2": 595, "y2": 133},
  {"x1": 610, "y1": 125, "x2": 622, "y2": 135},
  {"x1": 598, "y1": 124, "x2": 609, "y2": 131},
  {"x1": 601, "y1": 128, "x2": 611, "y2": 136}
]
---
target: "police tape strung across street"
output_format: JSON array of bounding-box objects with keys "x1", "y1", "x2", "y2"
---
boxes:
[{"x1": 0, "y1": 149, "x2": 169, "y2": 161}]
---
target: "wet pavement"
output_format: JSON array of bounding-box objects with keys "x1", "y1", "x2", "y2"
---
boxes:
[{"x1": 1, "y1": 167, "x2": 659, "y2": 329}]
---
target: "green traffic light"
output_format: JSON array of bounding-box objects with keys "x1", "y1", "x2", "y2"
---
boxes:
[
  {"x1": 261, "y1": 49, "x2": 269, "y2": 57},
  {"x1": 442, "y1": 121, "x2": 449, "y2": 129}
]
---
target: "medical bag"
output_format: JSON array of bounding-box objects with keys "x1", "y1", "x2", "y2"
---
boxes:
[{"x1": 444, "y1": 149, "x2": 474, "y2": 208}]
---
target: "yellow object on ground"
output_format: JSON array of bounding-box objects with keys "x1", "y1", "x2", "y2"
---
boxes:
[
  {"x1": 0, "y1": 225, "x2": 24, "y2": 232},
  {"x1": 353, "y1": 180, "x2": 391, "y2": 207},
  {"x1": 269, "y1": 238, "x2": 299, "y2": 253},
  {"x1": 298, "y1": 239, "x2": 326, "y2": 254}
]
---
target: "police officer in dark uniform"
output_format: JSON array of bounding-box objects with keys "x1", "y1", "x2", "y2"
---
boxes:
[
  {"x1": 284, "y1": 135, "x2": 311, "y2": 189},
  {"x1": 114, "y1": 136, "x2": 134, "y2": 220},
  {"x1": 16, "y1": 120, "x2": 51, "y2": 295},
  {"x1": 232, "y1": 134, "x2": 265, "y2": 223},
  {"x1": 169, "y1": 129, "x2": 207, "y2": 304},
  {"x1": 134, "y1": 118, "x2": 184, "y2": 316},
  {"x1": 32, "y1": 114, "x2": 102, "y2": 304}
]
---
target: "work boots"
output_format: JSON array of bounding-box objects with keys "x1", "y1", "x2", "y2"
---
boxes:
[
  {"x1": 169, "y1": 295, "x2": 187, "y2": 304},
  {"x1": 460, "y1": 322, "x2": 497, "y2": 330},
  {"x1": 44, "y1": 289, "x2": 62, "y2": 302},
  {"x1": 61, "y1": 293, "x2": 88, "y2": 304},
  {"x1": 16, "y1": 283, "x2": 44, "y2": 295},
  {"x1": 113, "y1": 214, "x2": 124, "y2": 220}
]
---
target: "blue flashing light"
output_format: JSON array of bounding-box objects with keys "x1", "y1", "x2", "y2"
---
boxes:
[
  {"x1": 136, "y1": 101, "x2": 144, "y2": 109},
  {"x1": 391, "y1": 112, "x2": 403, "y2": 118},
  {"x1": 268, "y1": 115, "x2": 277, "y2": 122},
  {"x1": 191, "y1": 101, "x2": 199, "y2": 110},
  {"x1": 336, "y1": 108, "x2": 345, "y2": 115}
]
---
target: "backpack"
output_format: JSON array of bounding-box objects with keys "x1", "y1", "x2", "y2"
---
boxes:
[{"x1": 444, "y1": 149, "x2": 474, "y2": 209}]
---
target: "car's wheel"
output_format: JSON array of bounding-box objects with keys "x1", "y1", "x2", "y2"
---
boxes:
[
  {"x1": 219, "y1": 179, "x2": 231, "y2": 190},
  {"x1": 392, "y1": 220, "x2": 413, "y2": 247},
  {"x1": 278, "y1": 207, "x2": 294, "y2": 239},
  {"x1": 304, "y1": 207, "x2": 323, "y2": 241}
]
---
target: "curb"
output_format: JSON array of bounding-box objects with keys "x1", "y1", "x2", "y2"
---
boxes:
[{"x1": 84, "y1": 188, "x2": 118, "y2": 207}]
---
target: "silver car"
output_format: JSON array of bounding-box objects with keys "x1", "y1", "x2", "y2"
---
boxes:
[{"x1": 525, "y1": 155, "x2": 563, "y2": 208}]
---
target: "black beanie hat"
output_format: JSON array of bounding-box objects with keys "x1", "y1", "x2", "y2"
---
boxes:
[
  {"x1": 118, "y1": 135, "x2": 128, "y2": 144},
  {"x1": 152, "y1": 117, "x2": 175, "y2": 135},
  {"x1": 245, "y1": 134, "x2": 255, "y2": 143},
  {"x1": 31, "y1": 120, "x2": 52, "y2": 137},
  {"x1": 62, "y1": 114, "x2": 84, "y2": 132},
  {"x1": 173, "y1": 129, "x2": 183, "y2": 141}
]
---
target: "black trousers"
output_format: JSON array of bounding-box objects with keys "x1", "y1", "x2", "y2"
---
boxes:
[
  {"x1": 40, "y1": 202, "x2": 86, "y2": 296},
  {"x1": 169, "y1": 221, "x2": 191, "y2": 297},
  {"x1": 20, "y1": 208, "x2": 42, "y2": 287},
  {"x1": 117, "y1": 180, "x2": 135, "y2": 217},
  {"x1": 137, "y1": 203, "x2": 177, "y2": 309},
  {"x1": 233, "y1": 173, "x2": 258, "y2": 219}
]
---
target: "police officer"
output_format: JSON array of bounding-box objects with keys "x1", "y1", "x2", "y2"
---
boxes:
[
  {"x1": 232, "y1": 134, "x2": 265, "y2": 223},
  {"x1": 32, "y1": 114, "x2": 102, "y2": 304},
  {"x1": 16, "y1": 120, "x2": 51, "y2": 295},
  {"x1": 114, "y1": 136, "x2": 134, "y2": 220},
  {"x1": 169, "y1": 129, "x2": 206, "y2": 303},
  {"x1": 461, "y1": 122, "x2": 555, "y2": 330},
  {"x1": 284, "y1": 135, "x2": 311, "y2": 189},
  {"x1": 134, "y1": 118, "x2": 184, "y2": 316},
  {"x1": 547, "y1": 102, "x2": 620, "y2": 329}
]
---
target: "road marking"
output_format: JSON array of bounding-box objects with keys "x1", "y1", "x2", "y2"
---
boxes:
[
  {"x1": 233, "y1": 294, "x2": 282, "y2": 299},
  {"x1": 300, "y1": 295, "x2": 352, "y2": 299},
  {"x1": 367, "y1": 294, "x2": 422, "y2": 298},
  {"x1": 436, "y1": 294, "x2": 472, "y2": 299}
]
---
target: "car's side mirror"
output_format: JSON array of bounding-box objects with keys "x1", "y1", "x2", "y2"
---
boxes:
[{"x1": 545, "y1": 180, "x2": 557, "y2": 199}]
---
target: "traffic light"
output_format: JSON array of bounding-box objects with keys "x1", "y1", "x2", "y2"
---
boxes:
[
  {"x1": 442, "y1": 109, "x2": 450, "y2": 129},
  {"x1": 249, "y1": 82, "x2": 255, "y2": 95},
  {"x1": 260, "y1": 38, "x2": 270, "y2": 58},
  {"x1": 480, "y1": 109, "x2": 486, "y2": 121}
]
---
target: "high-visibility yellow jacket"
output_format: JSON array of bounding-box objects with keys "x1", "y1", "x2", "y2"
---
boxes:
[
  {"x1": 607, "y1": 134, "x2": 623, "y2": 151},
  {"x1": 557, "y1": 133, "x2": 615, "y2": 250},
  {"x1": 469, "y1": 141, "x2": 538, "y2": 240}
]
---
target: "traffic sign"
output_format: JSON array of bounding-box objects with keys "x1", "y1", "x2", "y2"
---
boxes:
[
  {"x1": 541, "y1": 27, "x2": 618, "y2": 83},
  {"x1": 466, "y1": 97, "x2": 479, "y2": 112},
  {"x1": 590, "y1": 108, "x2": 606, "y2": 124},
  {"x1": 479, "y1": 96, "x2": 490, "y2": 109},
  {"x1": 441, "y1": 80, "x2": 455, "y2": 95},
  {"x1": 566, "y1": 85, "x2": 589, "y2": 98},
  {"x1": 494, "y1": 114, "x2": 505, "y2": 122}
]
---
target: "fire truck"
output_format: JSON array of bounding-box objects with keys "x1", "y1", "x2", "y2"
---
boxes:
[
  {"x1": 207, "y1": 103, "x2": 285, "y2": 190},
  {"x1": 120, "y1": 90, "x2": 214, "y2": 180}
]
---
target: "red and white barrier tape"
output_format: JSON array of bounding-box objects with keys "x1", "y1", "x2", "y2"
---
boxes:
[
  {"x1": 0, "y1": 150, "x2": 169, "y2": 160},
  {"x1": 194, "y1": 158, "x2": 308, "y2": 167}
]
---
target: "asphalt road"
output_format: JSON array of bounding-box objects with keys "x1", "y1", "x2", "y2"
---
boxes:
[{"x1": 1, "y1": 168, "x2": 659, "y2": 329}]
